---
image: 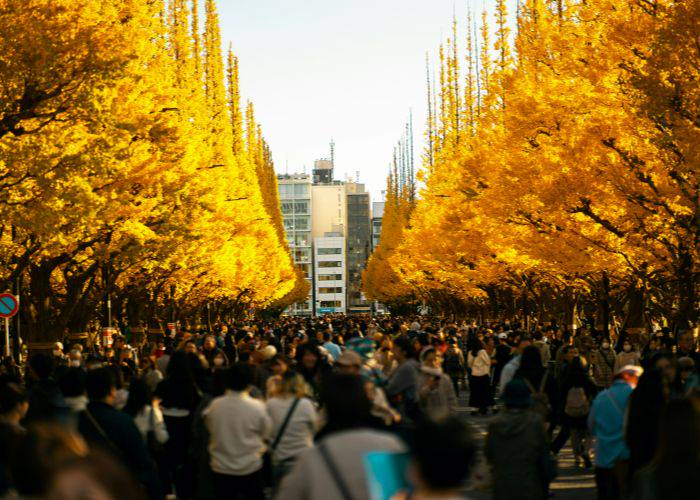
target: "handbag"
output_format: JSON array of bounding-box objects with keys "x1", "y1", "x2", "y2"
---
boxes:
[
  {"x1": 146, "y1": 406, "x2": 165, "y2": 458},
  {"x1": 263, "y1": 398, "x2": 301, "y2": 486}
]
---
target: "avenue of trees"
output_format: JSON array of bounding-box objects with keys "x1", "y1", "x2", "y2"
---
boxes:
[
  {"x1": 0, "y1": 0, "x2": 309, "y2": 343},
  {"x1": 364, "y1": 0, "x2": 699, "y2": 334}
]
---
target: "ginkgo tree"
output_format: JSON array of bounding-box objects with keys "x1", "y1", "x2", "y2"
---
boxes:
[
  {"x1": 0, "y1": 0, "x2": 302, "y2": 344},
  {"x1": 367, "y1": 0, "x2": 699, "y2": 332}
]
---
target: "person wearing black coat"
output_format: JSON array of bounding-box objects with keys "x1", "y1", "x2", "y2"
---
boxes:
[
  {"x1": 78, "y1": 367, "x2": 162, "y2": 500},
  {"x1": 559, "y1": 356, "x2": 597, "y2": 468}
]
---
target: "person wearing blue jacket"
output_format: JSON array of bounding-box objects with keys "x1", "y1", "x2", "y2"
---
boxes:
[{"x1": 588, "y1": 365, "x2": 642, "y2": 500}]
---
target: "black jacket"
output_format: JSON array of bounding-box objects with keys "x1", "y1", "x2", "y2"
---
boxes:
[{"x1": 78, "y1": 401, "x2": 162, "y2": 500}]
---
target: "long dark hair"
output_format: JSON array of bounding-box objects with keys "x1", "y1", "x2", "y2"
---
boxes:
[
  {"x1": 467, "y1": 335, "x2": 484, "y2": 357},
  {"x1": 123, "y1": 378, "x2": 152, "y2": 417},
  {"x1": 652, "y1": 398, "x2": 700, "y2": 499},
  {"x1": 515, "y1": 345, "x2": 545, "y2": 385},
  {"x1": 626, "y1": 369, "x2": 665, "y2": 475}
]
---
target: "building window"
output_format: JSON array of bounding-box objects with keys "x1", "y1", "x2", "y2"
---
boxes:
[
  {"x1": 320, "y1": 300, "x2": 342, "y2": 308},
  {"x1": 317, "y1": 248, "x2": 342, "y2": 255},
  {"x1": 294, "y1": 233, "x2": 310, "y2": 247},
  {"x1": 294, "y1": 249, "x2": 311, "y2": 262},
  {"x1": 318, "y1": 261, "x2": 342, "y2": 268},
  {"x1": 319, "y1": 287, "x2": 343, "y2": 294},
  {"x1": 318, "y1": 274, "x2": 343, "y2": 281},
  {"x1": 294, "y1": 184, "x2": 309, "y2": 196}
]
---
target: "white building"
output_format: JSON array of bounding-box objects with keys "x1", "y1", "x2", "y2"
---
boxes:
[
  {"x1": 313, "y1": 234, "x2": 346, "y2": 315},
  {"x1": 278, "y1": 174, "x2": 313, "y2": 316}
]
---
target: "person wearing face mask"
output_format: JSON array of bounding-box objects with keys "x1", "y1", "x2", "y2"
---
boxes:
[
  {"x1": 588, "y1": 365, "x2": 642, "y2": 500},
  {"x1": 614, "y1": 341, "x2": 640, "y2": 374},
  {"x1": 591, "y1": 339, "x2": 616, "y2": 390}
]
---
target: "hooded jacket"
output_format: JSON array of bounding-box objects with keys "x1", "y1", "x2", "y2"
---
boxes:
[{"x1": 485, "y1": 409, "x2": 548, "y2": 500}]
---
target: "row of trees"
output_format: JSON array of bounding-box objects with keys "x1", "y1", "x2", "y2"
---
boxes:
[
  {"x1": 0, "y1": 0, "x2": 308, "y2": 344},
  {"x1": 364, "y1": 0, "x2": 698, "y2": 333}
]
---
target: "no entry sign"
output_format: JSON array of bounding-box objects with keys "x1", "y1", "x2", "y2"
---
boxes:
[{"x1": 0, "y1": 293, "x2": 19, "y2": 319}]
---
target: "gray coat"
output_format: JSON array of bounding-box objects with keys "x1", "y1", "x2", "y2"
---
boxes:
[{"x1": 485, "y1": 409, "x2": 549, "y2": 500}]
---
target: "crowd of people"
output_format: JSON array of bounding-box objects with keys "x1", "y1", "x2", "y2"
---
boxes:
[{"x1": 0, "y1": 314, "x2": 698, "y2": 500}]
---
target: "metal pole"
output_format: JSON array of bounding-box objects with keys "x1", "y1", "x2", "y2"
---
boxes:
[
  {"x1": 4, "y1": 318, "x2": 9, "y2": 357},
  {"x1": 13, "y1": 277, "x2": 20, "y2": 364},
  {"x1": 107, "y1": 296, "x2": 112, "y2": 328}
]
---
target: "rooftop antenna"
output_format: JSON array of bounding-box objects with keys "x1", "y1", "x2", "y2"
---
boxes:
[{"x1": 330, "y1": 139, "x2": 335, "y2": 169}]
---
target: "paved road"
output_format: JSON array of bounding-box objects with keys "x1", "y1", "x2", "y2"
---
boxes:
[{"x1": 456, "y1": 390, "x2": 596, "y2": 499}]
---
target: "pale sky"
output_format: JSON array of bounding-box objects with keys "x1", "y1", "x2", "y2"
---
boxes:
[{"x1": 217, "y1": 0, "x2": 511, "y2": 200}]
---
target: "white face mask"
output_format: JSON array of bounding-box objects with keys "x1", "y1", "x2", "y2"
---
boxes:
[
  {"x1": 601, "y1": 342, "x2": 610, "y2": 350},
  {"x1": 623, "y1": 344, "x2": 632, "y2": 352},
  {"x1": 213, "y1": 357, "x2": 225, "y2": 367}
]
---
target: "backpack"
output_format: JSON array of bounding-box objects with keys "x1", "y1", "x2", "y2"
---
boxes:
[
  {"x1": 523, "y1": 372, "x2": 552, "y2": 421},
  {"x1": 564, "y1": 387, "x2": 590, "y2": 417}
]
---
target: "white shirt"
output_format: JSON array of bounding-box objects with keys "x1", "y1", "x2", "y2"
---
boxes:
[
  {"x1": 498, "y1": 355, "x2": 522, "y2": 396},
  {"x1": 468, "y1": 349, "x2": 492, "y2": 377},
  {"x1": 204, "y1": 390, "x2": 272, "y2": 476},
  {"x1": 266, "y1": 396, "x2": 318, "y2": 462}
]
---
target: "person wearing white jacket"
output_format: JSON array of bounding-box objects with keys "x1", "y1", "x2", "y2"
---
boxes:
[{"x1": 123, "y1": 378, "x2": 169, "y2": 446}]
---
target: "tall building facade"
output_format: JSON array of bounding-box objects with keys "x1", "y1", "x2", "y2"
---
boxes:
[
  {"x1": 311, "y1": 183, "x2": 346, "y2": 238},
  {"x1": 278, "y1": 174, "x2": 313, "y2": 316},
  {"x1": 278, "y1": 156, "x2": 374, "y2": 316},
  {"x1": 371, "y1": 201, "x2": 385, "y2": 251},
  {"x1": 313, "y1": 235, "x2": 346, "y2": 314},
  {"x1": 346, "y1": 189, "x2": 371, "y2": 314}
]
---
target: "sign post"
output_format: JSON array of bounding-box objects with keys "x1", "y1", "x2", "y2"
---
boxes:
[{"x1": 0, "y1": 293, "x2": 20, "y2": 357}]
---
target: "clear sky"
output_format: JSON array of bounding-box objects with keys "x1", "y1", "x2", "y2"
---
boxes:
[{"x1": 217, "y1": 0, "x2": 507, "y2": 200}]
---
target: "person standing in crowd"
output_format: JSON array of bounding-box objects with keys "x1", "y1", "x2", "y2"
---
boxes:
[
  {"x1": 266, "y1": 371, "x2": 318, "y2": 486},
  {"x1": 614, "y1": 340, "x2": 641, "y2": 374},
  {"x1": 123, "y1": 378, "x2": 169, "y2": 449},
  {"x1": 24, "y1": 354, "x2": 67, "y2": 424},
  {"x1": 441, "y1": 338, "x2": 465, "y2": 396},
  {"x1": 418, "y1": 346, "x2": 457, "y2": 419},
  {"x1": 558, "y1": 356, "x2": 596, "y2": 467},
  {"x1": 321, "y1": 331, "x2": 342, "y2": 361},
  {"x1": 58, "y1": 367, "x2": 88, "y2": 415},
  {"x1": 295, "y1": 343, "x2": 331, "y2": 401},
  {"x1": 676, "y1": 330, "x2": 700, "y2": 367},
  {"x1": 467, "y1": 337, "x2": 494, "y2": 415},
  {"x1": 591, "y1": 338, "x2": 616, "y2": 390},
  {"x1": 533, "y1": 331, "x2": 551, "y2": 366},
  {"x1": 404, "y1": 417, "x2": 477, "y2": 500},
  {"x1": 631, "y1": 398, "x2": 700, "y2": 500},
  {"x1": 493, "y1": 332, "x2": 513, "y2": 392},
  {"x1": 515, "y1": 346, "x2": 556, "y2": 425},
  {"x1": 203, "y1": 363, "x2": 271, "y2": 500},
  {"x1": 386, "y1": 336, "x2": 421, "y2": 423},
  {"x1": 154, "y1": 350, "x2": 201, "y2": 498},
  {"x1": 588, "y1": 365, "x2": 642, "y2": 500},
  {"x1": 625, "y1": 369, "x2": 667, "y2": 479},
  {"x1": 498, "y1": 336, "x2": 531, "y2": 396},
  {"x1": 276, "y1": 373, "x2": 406, "y2": 500},
  {"x1": 486, "y1": 379, "x2": 551, "y2": 500},
  {"x1": 0, "y1": 382, "x2": 28, "y2": 496},
  {"x1": 77, "y1": 368, "x2": 162, "y2": 500}
]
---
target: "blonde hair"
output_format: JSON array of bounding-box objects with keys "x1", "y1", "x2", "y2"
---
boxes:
[{"x1": 279, "y1": 372, "x2": 311, "y2": 398}]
